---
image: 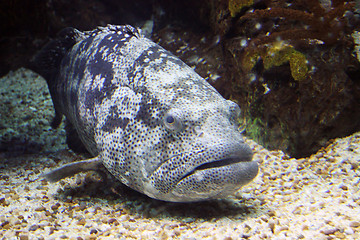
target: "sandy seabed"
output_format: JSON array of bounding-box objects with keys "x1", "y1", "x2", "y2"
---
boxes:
[{"x1": 0, "y1": 68, "x2": 359, "y2": 240}]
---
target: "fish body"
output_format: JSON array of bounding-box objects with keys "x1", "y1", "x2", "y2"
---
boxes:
[{"x1": 33, "y1": 25, "x2": 258, "y2": 202}]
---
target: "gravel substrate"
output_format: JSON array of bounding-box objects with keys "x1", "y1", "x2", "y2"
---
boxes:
[{"x1": 1, "y1": 68, "x2": 359, "y2": 240}]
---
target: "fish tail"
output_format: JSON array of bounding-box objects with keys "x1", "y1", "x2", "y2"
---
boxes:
[{"x1": 29, "y1": 28, "x2": 84, "y2": 128}]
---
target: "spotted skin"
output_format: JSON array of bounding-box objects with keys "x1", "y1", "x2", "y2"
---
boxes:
[{"x1": 35, "y1": 25, "x2": 258, "y2": 202}]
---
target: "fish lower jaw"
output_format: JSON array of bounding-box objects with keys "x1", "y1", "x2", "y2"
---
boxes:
[{"x1": 159, "y1": 160, "x2": 258, "y2": 202}]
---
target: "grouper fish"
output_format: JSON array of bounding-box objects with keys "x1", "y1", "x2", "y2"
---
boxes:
[{"x1": 32, "y1": 24, "x2": 258, "y2": 202}]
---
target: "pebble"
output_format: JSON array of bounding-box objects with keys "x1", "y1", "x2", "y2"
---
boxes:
[
  {"x1": 35, "y1": 206, "x2": 46, "y2": 211},
  {"x1": 51, "y1": 203, "x2": 61, "y2": 211},
  {"x1": 77, "y1": 219, "x2": 86, "y2": 226},
  {"x1": 344, "y1": 227, "x2": 354, "y2": 235},
  {"x1": 19, "y1": 235, "x2": 29, "y2": 240},
  {"x1": 107, "y1": 218, "x2": 119, "y2": 225},
  {"x1": 1, "y1": 69, "x2": 360, "y2": 240},
  {"x1": 29, "y1": 224, "x2": 40, "y2": 231},
  {"x1": 268, "y1": 220, "x2": 275, "y2": 233},
  {"x1": 334, "y1": 231, "x2": 346, "y2": 239},
  {"x1": 350, "y1": 221, "x2": 360, "y2": 228},
  {"x1": 321, "y1": 228, "x2": 338, "y2": 235}
]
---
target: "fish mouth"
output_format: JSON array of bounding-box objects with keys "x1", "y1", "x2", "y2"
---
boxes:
[
  {"x1": 169, "y1": 153, "x2": 259, "y2": 202},
  {"x1": 147, "y1": 145, "x2": 258, "y2": 202},
  {"x1": 178, "y1": 156, "x2": 252, "y2": 182}
]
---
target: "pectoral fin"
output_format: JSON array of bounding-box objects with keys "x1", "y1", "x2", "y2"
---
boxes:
[{"x1": 43, "y1": 157, "x2": 104, "y2": 182}]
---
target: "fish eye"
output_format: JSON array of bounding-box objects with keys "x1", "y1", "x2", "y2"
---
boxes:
[
  {"x1": 226, "y1": 100, "x2": 241, "y2": 120},
  {"x1": 163, "y1": 109, "x2": 183, "y2": 132},
  {"x1": 165, "y1": 115, "x2": 175, "y2": 124}
]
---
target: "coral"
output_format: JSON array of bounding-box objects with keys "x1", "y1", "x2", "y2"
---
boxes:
[
  {"x1": 241, "y1": 41, "x2": 309, "y2": 81},
  {"x1": 228, "y1": 0, "x2": 254, "y2": 17},
  {"x1": 229, "y1": 0, "x2": 356, "y2": 82},
  {"x1": 239, "y1": 0, "x2": 355, "y2": 46},
  {"x1": 222, "y1": 0, "x2": 360, "y2": 157}
]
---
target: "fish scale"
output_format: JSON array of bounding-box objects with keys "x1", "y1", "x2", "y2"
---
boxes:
[{"x1": 31, "y1": 24, "x2": 258, "y2": 202}]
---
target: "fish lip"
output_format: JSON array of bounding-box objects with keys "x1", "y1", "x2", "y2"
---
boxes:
[{"x1": 177, "y1": 154, "x2": 254, "y2": 183}]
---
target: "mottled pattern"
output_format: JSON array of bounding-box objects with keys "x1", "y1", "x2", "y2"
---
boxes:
[{"x1": 45, "y1": 25, "x2": 258, "y2": 202}]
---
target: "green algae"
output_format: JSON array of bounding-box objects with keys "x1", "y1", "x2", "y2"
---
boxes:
[
  {"x1": 241, "y1": 42, "x2": 309, "y2": 81},
  {"x1": 228, "y1": 0, "x2": 254, "y2": 17}
]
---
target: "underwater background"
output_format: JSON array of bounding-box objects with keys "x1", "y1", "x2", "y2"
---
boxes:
[{"x1": 1, "y1": 0, "x2": 360, "y2": 239}]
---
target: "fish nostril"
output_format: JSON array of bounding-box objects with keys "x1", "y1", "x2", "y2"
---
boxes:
[{"x1": 194, "y1": 126, "x2": 204, "y2": 138}]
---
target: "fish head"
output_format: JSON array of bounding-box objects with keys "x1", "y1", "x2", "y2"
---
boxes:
[
  {"x1": 98, "y1": 82, "x2": 258, "y2": 202},
  {"x1": 143, "y1": 96, "x2": 258, "y2": 202}
]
